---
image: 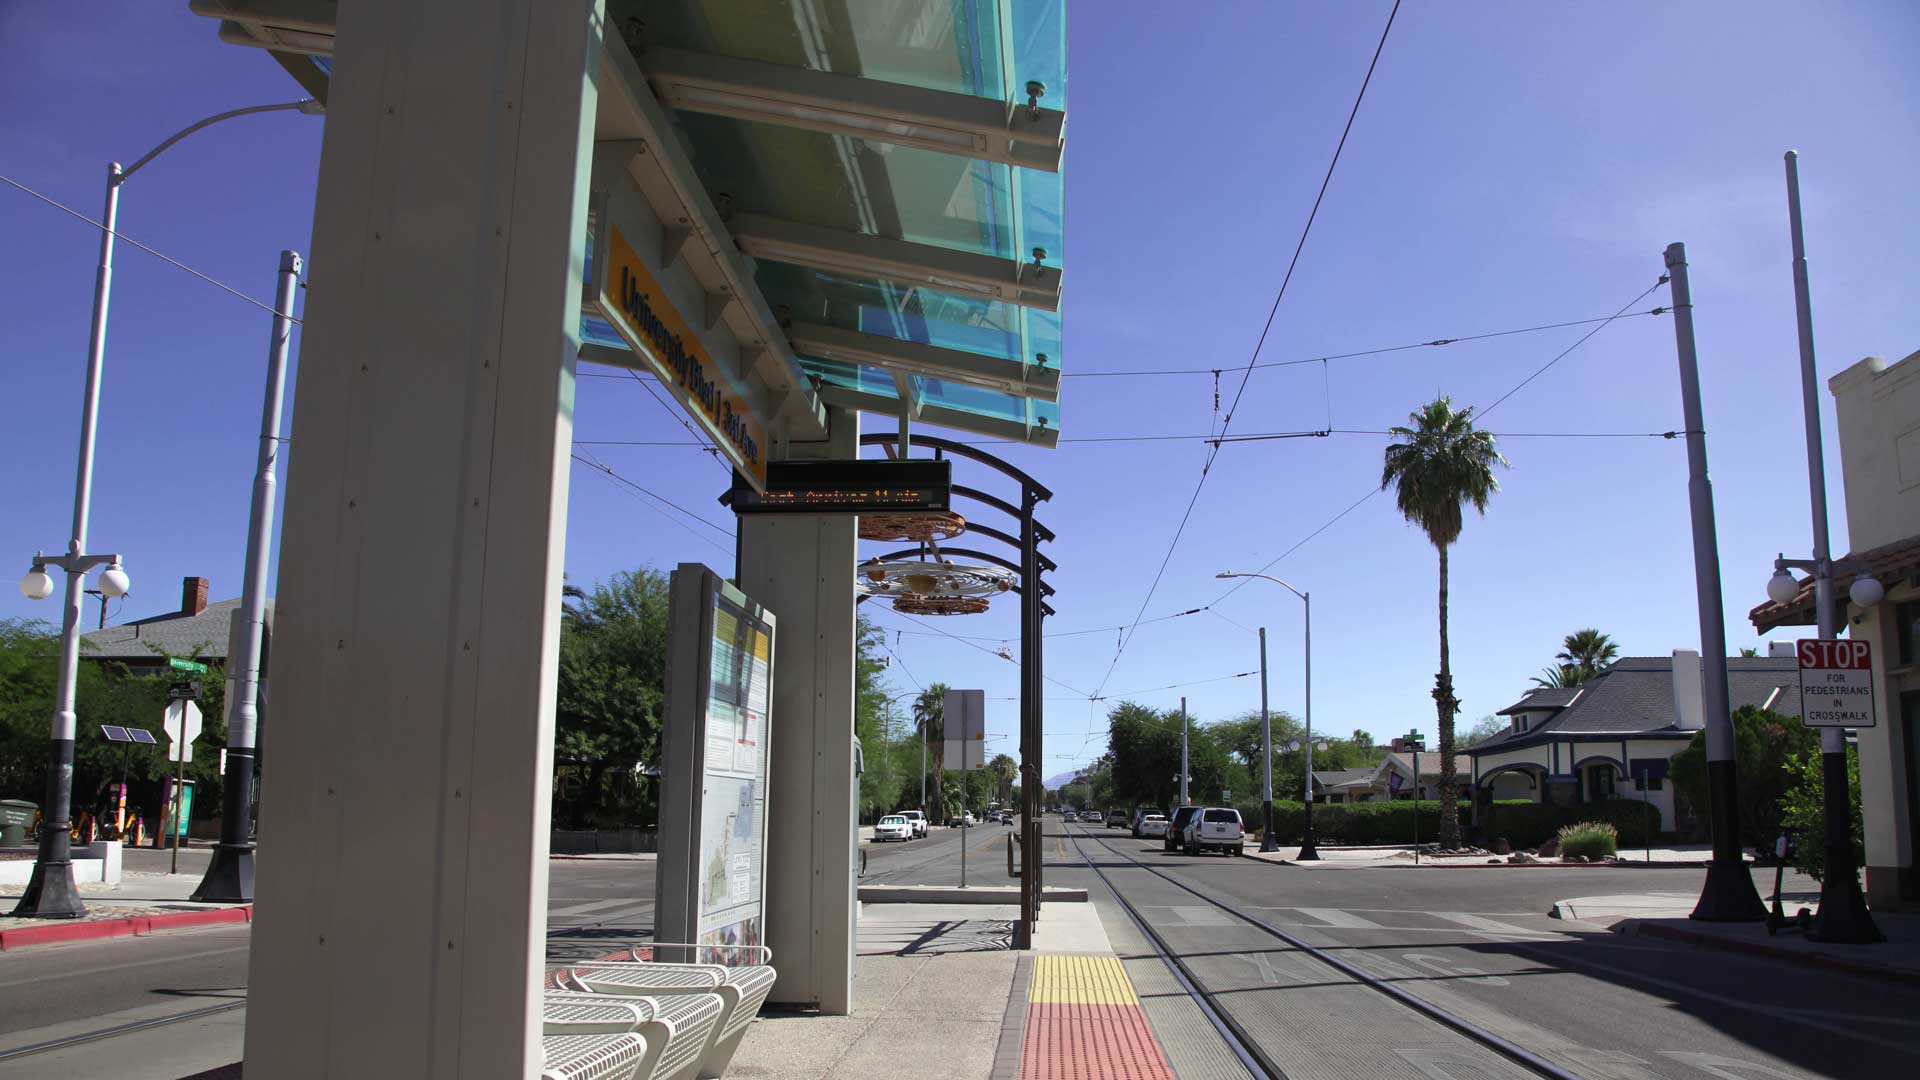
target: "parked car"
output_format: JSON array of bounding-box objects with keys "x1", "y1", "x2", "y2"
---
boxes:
[
  {"x1": 899, "y1": 810, "x2": 928, "y2": 838},
  {"x1": 1164, "y1": 806, "x2": 1201, "y2": 853},
  {"x1": 1180, "y1": 807, "x2": 1244, "y2": 856},
  {"x1": 1105, "y1": 808, "x2": 1130, "y2": 829},
  {"x1": 874, "y1": 815, "x2": 912, "y2": 842},
  {"x1": 1138, "y1": 813, "x2": 1169, "y2": 839},
  {"x1": 998, "y1": 811, "x2": 1014, "y2": 824},
  {"x1": 1081, "y1": 810, "x2": 1103, "y2": 823}
]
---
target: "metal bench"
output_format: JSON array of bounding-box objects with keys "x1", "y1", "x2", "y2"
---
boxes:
[
  {"x1": 541, "y1": 1034, "x2": 648, "y2": 1080},
  {"x1": 542, "y1": 990, "x2": 724, "y2": 1080},
  {"x1": 548, "y1": 958, "x2": 775, "y2": 1080}
]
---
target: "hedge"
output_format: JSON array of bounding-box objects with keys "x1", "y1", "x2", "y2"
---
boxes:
[{"x1": 1241, "y1": 796, "x2": 1659, "y2": 849}]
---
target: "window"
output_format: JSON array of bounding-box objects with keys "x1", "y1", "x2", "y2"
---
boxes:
[
  {"x1": 1899, "y1": 601, "x2": 1920, "y2": 666},
  {"x1": 1203, "y1": 809, "x2": 1240, "y2": 823},
  {"x1": 1630, "y1": 758, "x2": 1666, "y2": 791}
]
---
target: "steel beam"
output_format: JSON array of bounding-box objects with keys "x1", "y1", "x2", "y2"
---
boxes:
[
  {"x1": 643, "y1": 47, "x2": 1063, "y2": 173},
  {"x1": 815, "y1": 384, "x2": 1058, "y2": 449},
  {"x1": 790, "y1": 322, "x2": 1057, "y2": 402},
  {"x1": 731, "y1": 213, "x2": 1060, "y2": 312}
]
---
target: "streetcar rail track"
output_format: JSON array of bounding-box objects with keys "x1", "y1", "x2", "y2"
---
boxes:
[
  {"x1": 0, "y1": 1000, "x2": 245, "y2": 1063},
  {"x1": 1067, "y1": 823, "x2": 1584, "y2": 1080}
]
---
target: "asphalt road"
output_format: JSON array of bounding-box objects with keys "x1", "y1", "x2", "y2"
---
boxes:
[
  {"x1": 862, "y1": 818, "x2": 1020, "y2": 886},
  {"x1": 1055, "y1": 819, "x2": 1920, "y2": 1080}
]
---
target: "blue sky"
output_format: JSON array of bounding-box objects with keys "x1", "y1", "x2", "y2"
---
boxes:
[{"x1": 3, "y1": 3, "x2": 1917, "y2": 781}]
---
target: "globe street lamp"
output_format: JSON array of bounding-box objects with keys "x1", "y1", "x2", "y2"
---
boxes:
[
  {"x1": 1217, "y1": 572, "x2": 1317, "y2": 859},
  {"x1": 10, "y1": 98, "x2": 320, "y2": 920}
]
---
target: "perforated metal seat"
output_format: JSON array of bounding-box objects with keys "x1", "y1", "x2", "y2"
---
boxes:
[
  {"x1": 541, "y1": 1033, "x2": 648, "y2": 1080},
  {"x1": 540, "y1": 988, "x2": 724, "y2": 1080},
  {"x1": 553, "y1": 961, "x2": 776, "y2": 1080}
]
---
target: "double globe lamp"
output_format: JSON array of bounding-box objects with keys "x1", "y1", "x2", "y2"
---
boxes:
[
  {"x1": 1765, "y1": 566, "x2": 1882, "y2": 610},
  {"x1": 20, "y1": 560, "x2": 130, "y2": 602}
]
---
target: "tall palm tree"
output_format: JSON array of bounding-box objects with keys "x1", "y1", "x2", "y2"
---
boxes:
[
  {"x1": 990, "y1": 753, "x2": 1018, "y2": 805},
  {"x1": 912, "y1": 683, "x2": 949, "y2": 810},
  {"x1": 1556, "y1": 629, "x2": 1619, "y2": 676},
  {"x1": 1531, "y1": 663, "x2": 1585, "y2": 690},
  {"x1": 1381, "y1": 397, "x2": 1508, "y2": 848}
]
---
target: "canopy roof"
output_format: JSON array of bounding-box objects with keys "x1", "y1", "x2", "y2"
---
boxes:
[{"x1": 205, "y1": 0, "x2": 1068, "y2": 447}]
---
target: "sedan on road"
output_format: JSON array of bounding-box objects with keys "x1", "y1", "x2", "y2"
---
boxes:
[
  {"x1": 1137, "y1": 813, "x2": 1169, "y2": 838},
  {"x1": 874, "y1": 815, "x2": 912, "y2": 842}
]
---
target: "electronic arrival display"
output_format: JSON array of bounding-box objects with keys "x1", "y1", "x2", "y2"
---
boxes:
[{"x1": 729, "y1": 459, "x2": 951, "y2": 514}]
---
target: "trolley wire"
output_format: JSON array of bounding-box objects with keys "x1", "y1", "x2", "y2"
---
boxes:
[{"x1": 1088, "y1": 0, "x2": 1401, "y2": 703}]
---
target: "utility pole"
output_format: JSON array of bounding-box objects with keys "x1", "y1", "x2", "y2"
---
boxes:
[
  {"x1": 194, "y1": 250, "x2": 300, "y2": 902},
  {"x1": 1667, "y1": 242, "x2": 1769, "y2": 922},
  {"x1": 1258, "y1": 629, "x2": 1275, "y2": 852},
  {"x1": 1299, "y1": 590, "x2": 1319, "y2": 860},
  {"x1": 1179, "y1": 697, "x2": 1190, "y2": 807},
  {"x1": 1782, "y1": 152, "x2": 1880, "y2": 942}
]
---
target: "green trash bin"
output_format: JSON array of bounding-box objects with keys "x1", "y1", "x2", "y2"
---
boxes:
[{"x1": 0, "y1": 799, "x2": 36, "y2": 847}]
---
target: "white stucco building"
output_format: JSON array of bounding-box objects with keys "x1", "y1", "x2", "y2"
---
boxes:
[{"x1": 1750, "y1": 348, "x2": 1920, "y2": 912}]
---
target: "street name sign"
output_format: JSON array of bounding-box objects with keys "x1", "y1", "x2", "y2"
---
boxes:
[
  {"x1": 1797, "y1": 638, "x2": 1876, "y2": 728},
  {"x1": 163, "y1": 700, "x2": 204, "y2": 762},
  {"x1": 168, "y1": 656, "x2": 209, "y2": 674}
]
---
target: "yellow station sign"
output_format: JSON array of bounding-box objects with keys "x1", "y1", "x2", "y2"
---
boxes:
[{"x1": 597, "y1": 224, "x2": 769, "y2": 490}]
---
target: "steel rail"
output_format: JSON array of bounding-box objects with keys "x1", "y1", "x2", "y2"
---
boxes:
[
  {"x1": 0, "y1": 1000, "x2": 245, "y2": 1063},
  {"x1": 1068, "y1": 824, "x2": 1585, "y2": 1080}
]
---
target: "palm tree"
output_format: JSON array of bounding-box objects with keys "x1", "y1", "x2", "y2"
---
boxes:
[
  {"x1": 1531, "y1": 663, "x2": 1585, "y2": 689},
  {"x1": 912, "y1": 683, "x2": 949, "y2": 810},
  {"x1": 1556, "y1": 629, "x2": 1619, "y2": 676},
  {"x1": 990, "y1": 753, "x2": 1018, "y2": 805},
  {"x1": 1381, "y1": 397, "x2": 1508, "y2": 848}
]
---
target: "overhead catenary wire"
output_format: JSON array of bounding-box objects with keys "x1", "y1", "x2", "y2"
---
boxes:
[
  {"x1": 1088, "y1": 0, "x2": 1402, "y2": 703},
  {"x1": 1061, "y1": 307, "x2": 1673, "y2": 379},
  {"x1": 570, "y1": 451, "x2": 736, "y2": 557},
  {"x1": 1, "y1": 172, "x2": 300, "y2": 323}
]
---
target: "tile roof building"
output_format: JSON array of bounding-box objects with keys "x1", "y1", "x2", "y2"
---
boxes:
[{"x1": 80, "y1": 576, "x2": 272, "y2": 672}]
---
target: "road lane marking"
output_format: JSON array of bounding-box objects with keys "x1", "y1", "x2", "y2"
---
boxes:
[
  {"x1": 1294, "y1": 907, "x2": 1385, "y2": 928},
  {"x1": 1430, "y1": 912, "x2": 1555, "y2": 937}
]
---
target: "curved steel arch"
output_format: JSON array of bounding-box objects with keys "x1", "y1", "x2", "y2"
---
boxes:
[
  {"x1": 963, "y1": 521, "x2": 1057, "y2": 572},
  {"x1": 953, "y1": 485, "x2": 1055, "y2": 543},
  {"x1": 868, "y1": 547, "x2": 1055, "y2": 598},
  {"x1": 861, "y1": 432, "x2": 1053, "y2": 502}
]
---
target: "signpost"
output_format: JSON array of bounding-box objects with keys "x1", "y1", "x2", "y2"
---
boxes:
[
  {"x1": 162, "y1": 697, "x2": 202, "y2": 873},
  {"x1": 942, "y1": 689, "x2": 986, "y2": 886},
  {"x1": 728, "y1": 460, "x2": 952, "y2": 515},
  {"x1": 1403, "y1": 729, "x2": 1425, "y2": 865},
  {"x1": 658, "y1": 565, "x2": 776, "y2": 964},
  {"x1": 1796, "y1": 638, "x2": 1876, "y2": 728}
]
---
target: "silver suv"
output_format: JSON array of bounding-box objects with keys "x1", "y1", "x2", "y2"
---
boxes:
[{"x1": 898, "y1": 810, "x2": 928, "y2": 839}]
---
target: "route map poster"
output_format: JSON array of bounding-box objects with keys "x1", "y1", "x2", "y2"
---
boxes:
[{"x1": 657, "y1": 565, "x2": 776, "y2": 968}]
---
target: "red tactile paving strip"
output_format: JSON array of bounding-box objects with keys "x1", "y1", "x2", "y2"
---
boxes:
[{"x1": 1021, "y1": 1001, "x2": 1174, "y2": 1079}]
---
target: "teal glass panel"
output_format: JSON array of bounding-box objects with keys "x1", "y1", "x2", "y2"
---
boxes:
[
  {"x1": 797, "y1": 355, "x2": 901, "y2": 399},
  {"x1": 626, "y1": 0, "x2": 1011, "y2": 99},
  {"x1": 910, "y1": 373, "x2": 1060, "y2": 432},
  {"x1": 753, "y1": 262, "x2": 1041, "y2": 366},
  {"x1": 581, "y1": 313, "x2": 628, "y2": 352},
  {"x1": 1013, "y1": 0, "x2": 1066, "y2": 108}
]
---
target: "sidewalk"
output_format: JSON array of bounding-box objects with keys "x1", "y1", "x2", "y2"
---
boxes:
[
  {"x1": 0, "y1": 870, "x2": 250, "y2": 951},
  {"x1": 1554, "y1": 891, "x2": 1920, "y2": 986},
  {"x1": 727, "y1": 900, "x2": 1174, "y2": 1079}
]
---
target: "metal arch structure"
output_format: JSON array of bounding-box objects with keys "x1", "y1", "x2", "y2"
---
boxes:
[{"x1": 860, "y1": 431, "x2": 1052, "y2": 947}]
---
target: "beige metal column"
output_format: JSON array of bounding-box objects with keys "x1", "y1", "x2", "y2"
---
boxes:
[
  {"x1": 735, "y1": 409, "x2": 860, "y2": 1014},
  {"x1": 241, "y1": 2, "x2": 601, "y2": 1076}
]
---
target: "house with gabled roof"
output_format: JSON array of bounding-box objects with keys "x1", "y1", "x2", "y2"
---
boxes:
[{"x1": 1463, "y1": 651, "x2": 1801, "y2": 833}]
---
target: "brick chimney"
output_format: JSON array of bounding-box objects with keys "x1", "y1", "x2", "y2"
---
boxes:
[{"x1": 182, "y1": 576, "x2": 210, "y2": 616}]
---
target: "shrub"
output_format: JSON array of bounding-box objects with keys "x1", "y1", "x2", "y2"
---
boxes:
[
  {"x1": 1778, "y1": 744, "x2": 1863, "y2": 882},
  {"x1": 1483, "y1": 798, "x2": 1655, "y2": 850},
  {"x1": 1556, "y1": 821, "x2": 1618, "y2": 860}
]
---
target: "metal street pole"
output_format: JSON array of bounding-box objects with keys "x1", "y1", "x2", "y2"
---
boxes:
[
  {"x1": 1666, "y1": 242, "x2": 1769, "y2": 922},
  {"x1": 1299, "y1": 590, "x2": 1319, "y2": 860},
  {"x1": 10, "y1": 163, "x2": 122, "y2": 920},
  {"x1": 1403, "y1": 729, "x2": 1424, "y2": 865},
  {"x1": 171, "y1": 701, "x2": 188, "y2": 875},
  {"x1": 11, "y1": 98, "x2": 319, "y2": 921},
  {"x1": 1258, "y1": 628, "x2": 1275, "y2": 852},
  {"x1": 193, "y1": 250, "x2": 300, "y2": 902},
  {"x1": 1783, "y1": 152, "x2": 1880, "y2": 942},
  {"x1": 1179, "y1": 697, "x2": 1190, "y2": 807}
]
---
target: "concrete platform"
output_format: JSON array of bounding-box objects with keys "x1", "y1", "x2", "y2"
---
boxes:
[{"x1": 857, "y1": 883, "x2": 1089, "y2": 904}]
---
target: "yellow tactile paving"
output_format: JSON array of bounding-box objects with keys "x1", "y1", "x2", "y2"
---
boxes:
[{"x1": 1029, "y1": 954, "x2": 1139, "y2": 1005}]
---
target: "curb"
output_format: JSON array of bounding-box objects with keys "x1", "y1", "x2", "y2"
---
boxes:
[
  {"x1": 1616, "y1": 917, "x2": 1920, "y2": 987},
  {"x1": 858, "y1": 884, "x2": 1089, "y2": 904},
  {"x1": 0, "y1": 905, "x2": 251, "y2": 951}
]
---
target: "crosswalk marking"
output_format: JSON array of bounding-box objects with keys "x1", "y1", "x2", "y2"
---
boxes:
[
  {"x1": 1293, "y1": 907, "x2": 1385, "y2": 928},
  {"x1": 1429, "y1": 912, "x2": 1548, "y2": 936}
]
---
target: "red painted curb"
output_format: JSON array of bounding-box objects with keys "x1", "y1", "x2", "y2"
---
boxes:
[
  {"x1": 0, "y1": 905, "x2": 251, "y2": 951},
  {"x1": 1624, "y1": 919, "x2": 1920, "y2": 987}
]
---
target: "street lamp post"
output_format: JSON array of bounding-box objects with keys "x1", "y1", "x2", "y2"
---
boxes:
[
  {"x1": 10, "y1": 98, "x2": 320, "y2": 919},
  {"x1": 1218, "y1": 572, "x2": 1318, "y2": 860},
  {"x1": 1765, "y1": 151, "x2": 1881, "y2": 942},
  {"x1": 1257, "y1": 627, "x2": 1275, "y2": 851}
]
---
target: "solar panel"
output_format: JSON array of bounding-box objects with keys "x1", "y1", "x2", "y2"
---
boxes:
[
  {"x1": 127, "y1": 728, "x2": 159, "y2": 746},
  {"x1": 100, "y1": 725, "x2": 131, "y2": 743}
]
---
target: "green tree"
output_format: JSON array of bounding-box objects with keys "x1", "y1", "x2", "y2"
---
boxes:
[
  {"x1": 1779, "y1": 743, "x2": 1864, "y2": 881},
  {"x1": 1381, "y1": 396, "x2": 1508, "y2": 848},
  {"x1": 1459, "y1": 714, "x2": 1506, "y2": 748},
  {"x1": 912, "y1": 683, "x2": 949, "y2": 809},
  {"x1": 1531, "y1": 663, "x2": 1586, "y2": 689},
  {"x1": 554, "y1": 571, "x2": 670, "y2": 828},
  {"x1": 1350, "y1": 729, "x2": 1374, "y2": 752},
  {"x1": 1670, "y1": 705, "x2": 1816, "y2": 849},
  {"x1": 990, "y1": 753, "x2": 1017, "y2": 805},
  {"x1": 1557, "y1": 629, "x2": 1620, "y2": 675}
]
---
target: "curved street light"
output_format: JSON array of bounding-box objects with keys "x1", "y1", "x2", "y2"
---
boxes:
[
  {"x1": 1217, "y1": 571, "x2": 1318, "y2": 859},
  {"x1": 11, "y1": 99, "x2": 321, "y2": 920}
]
